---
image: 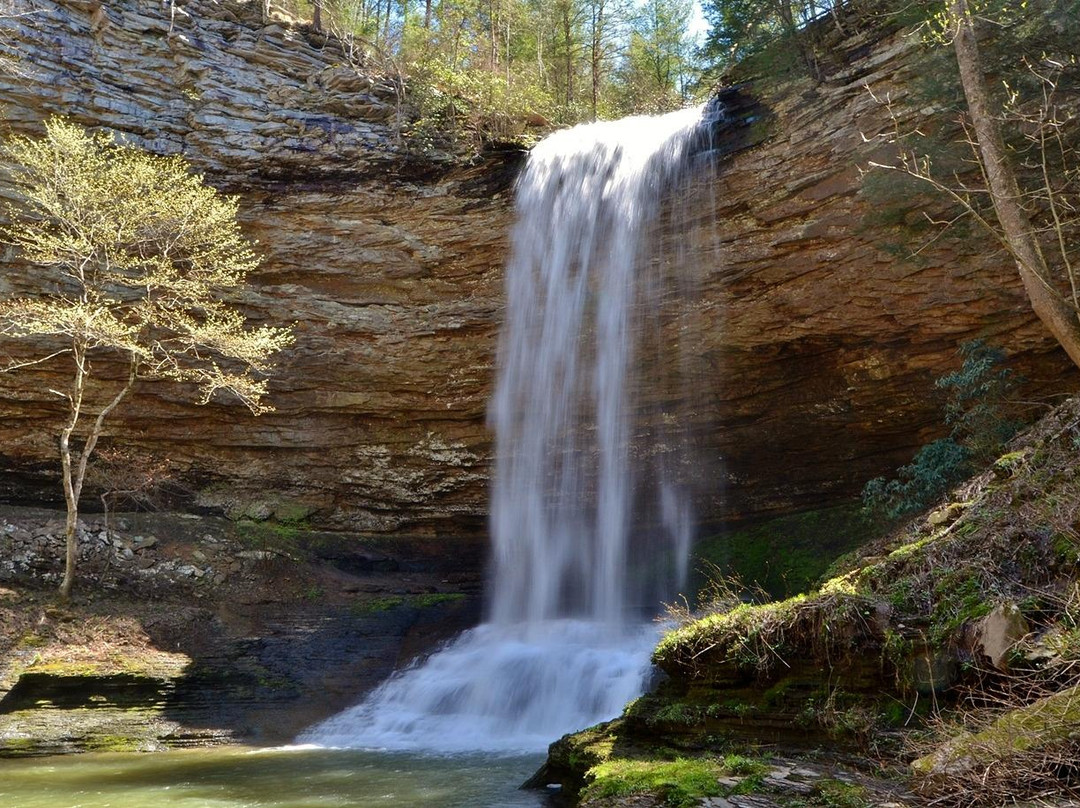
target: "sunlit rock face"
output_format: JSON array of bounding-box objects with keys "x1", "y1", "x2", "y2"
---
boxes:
[
  {"x1": 0, "y1": 0, "x2": 518, "y2": 535},
  {"x1": 0, "y1": 1, "x2": 1074, "y2": 536}
]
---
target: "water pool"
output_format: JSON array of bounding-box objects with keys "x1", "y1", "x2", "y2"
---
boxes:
[{"x1": 0, "y1": 746, "x2": 551, "y2": 808}]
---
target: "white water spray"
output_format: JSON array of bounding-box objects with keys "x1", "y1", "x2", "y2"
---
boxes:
[{"x1": 302, "y1": 105, "x2": 714, "y2": 755}]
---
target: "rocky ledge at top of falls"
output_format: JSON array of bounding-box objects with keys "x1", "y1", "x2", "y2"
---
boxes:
[{"x1": 0, "y1": 0, "x2": 1075, "y2": 537}]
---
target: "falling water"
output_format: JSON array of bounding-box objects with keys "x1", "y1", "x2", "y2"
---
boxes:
[{"x1": 302, "y1": 105, "x2": 715, "y2": 755}]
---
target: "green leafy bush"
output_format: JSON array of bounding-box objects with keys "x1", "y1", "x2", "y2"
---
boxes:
[{"x1": 862, "y1": 341, "x2": 1019, "y2": 521}]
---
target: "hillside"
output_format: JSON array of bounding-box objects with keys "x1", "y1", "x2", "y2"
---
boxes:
[{"x1": 538, "y1": 393, "x2": 1080, "y2": 806}]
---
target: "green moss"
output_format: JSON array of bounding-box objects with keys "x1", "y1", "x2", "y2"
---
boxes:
[
  {"x1": 1053, "y1": 532, "x2": 1080, "y2": 565},
  {"x1": 580, "y1": 752, "x2": 772, "y2": 806},
  {"x1": 25, "y1": 661, "x2": 108, "y2": 676},
  {"x1": 350, "y1": 592, "x2": 465, "y2": 614},
  {"x1": 654, "y1": 591, "x2": 883, "y2": 678},
  {"x1": 912, "y1": 683, "x2": 1080, "y2": 777},
  {"x1": 16, "y1": 632, "x2": 47, "y2": 649},
  {"x1": 993, "y1": 450, "x2": 1029, "y2": 477},
  {"x1": 692, "y1": 504, "x2": 868, "y2": 599},
  {"x1": 651, "y1": 702, "x2": 702, "y2": 727},
  {"x1": 272, "y1": 502, "x2": 314, "y2": 524},
  {"x1": 411, "y1": 592, "x2": 466, "y2": 608},
  {"x1": 881, "y1": 629, "x2": 914, "y2": 670},
  {"x1": 722, "y1": 753, "x2": 768, "y2": 777},
  {"x1": 886, "y1": 533, "x2": 935, "y2": 562},
  {"x1": 0, "y1": 737, "x2": 37, "y2": 752},
  {"x1": 717, "y1": 699, "x2": 758, "y2": 719},
  {"x1": 560, "y1": 722, "x2": 617, "y2": 771},
  {"x1": 884, "y1": 578, "x2": 916, "y2": 612},
  {"x1": 760, "y1": 678, "x2": 797, "y2": 710},
  {"x1": 881, "y1": 698, "x2": 909, "y2": 727},
  {"x1": 806, "y1": 779, "x2": 871, "y2": 808},
  {"x1": 352, "y1": 596, "x2": 405, "y2": 614},
  {"x1": 581, "y1": 757, "x2": 728, "y2": 808},
  {"x1": 84, "y1": 734, "x2": 142, "y2": 753},
  {"x1": 234, "y1": 518, "x2": 305, "y2": 552},
  {"x1": 929, "y1": 573, "x2": 991, "y2": 645}
]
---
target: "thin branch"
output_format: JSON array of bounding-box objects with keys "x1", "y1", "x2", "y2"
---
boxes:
[
  {"x1": 0, "y1": 348, "x2": 71, "y2": 372},
  {"x1": 71, "y1": 354, "x2": 138, "y2": 504}
]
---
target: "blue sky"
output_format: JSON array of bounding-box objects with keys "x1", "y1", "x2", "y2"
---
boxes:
[{"x1": 688, "y1": 0, "x2": 709, "y2": 45}]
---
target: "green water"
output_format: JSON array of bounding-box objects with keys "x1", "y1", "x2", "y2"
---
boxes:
[{"x1": 0, "y1": 747, "x2": 550, "y2": 808}]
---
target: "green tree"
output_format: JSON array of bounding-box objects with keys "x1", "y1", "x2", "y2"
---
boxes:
[
  {"x1": 699, "y1": 0, "x2": 834, "y2": 79},
  {"x1": 277, "y1": 0, "x2": 704, "y2": 134},
  {"x1": 0, "y1": 118, "x2": 294, "y2": 599},
  {"x1": 862, "y1": 341, "x2": 1019, "y2": 521},
  {"x1": 614, "y1": 0, "x2": 694, "y2": 114}
]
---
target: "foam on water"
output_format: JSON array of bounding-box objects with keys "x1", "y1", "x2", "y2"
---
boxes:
[{"x1": 307, "y1": 620, "x2": 660, "y2": 755}]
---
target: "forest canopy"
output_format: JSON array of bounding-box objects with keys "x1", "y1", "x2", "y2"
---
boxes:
[{"x1": 267, "y1": 0, "x2": 707, "y2": 141}]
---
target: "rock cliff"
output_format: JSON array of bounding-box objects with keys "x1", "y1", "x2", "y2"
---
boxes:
[
  {"x1": 0, "y1": 0, "x2": 517, "y2": 534},
  {"x1": 680, "y1": 26, "x2": 1078, "y2": 520},
  {"x1": 0, "y1": 0, "x2": 1074, "y2": 537}
]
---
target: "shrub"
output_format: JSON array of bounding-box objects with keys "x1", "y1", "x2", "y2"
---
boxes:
[{"x1": 862, "y1": 341, "x2": 1019, "y2": 521}]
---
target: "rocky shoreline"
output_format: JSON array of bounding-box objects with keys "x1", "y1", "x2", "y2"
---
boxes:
[{"x1": 0, "y1": 505, "x2": 486, "y2": 756}]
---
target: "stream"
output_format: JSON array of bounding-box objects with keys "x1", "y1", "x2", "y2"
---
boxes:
[{"x1": 0, "y1": 747, "x2": 548, "y2": 808}]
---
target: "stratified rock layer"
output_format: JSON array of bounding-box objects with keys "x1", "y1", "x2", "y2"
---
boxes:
[
  {"x1": 0, "y1": 1, "x2": 1074, "y2": 536},
  {"x1": 0, "y1": 0, "x2": 516, "y2": 534},
  {"x1": 673, "y1": 27, "x2": 1077, "y2": 520}
]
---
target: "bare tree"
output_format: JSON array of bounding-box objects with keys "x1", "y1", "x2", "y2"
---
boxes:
[
  {"x1": 948, "y1": 0, "x2": 1080, "y2": 367},
  {"x1": 867, "y1": 1, "x2": 1080, "y2": 369}
]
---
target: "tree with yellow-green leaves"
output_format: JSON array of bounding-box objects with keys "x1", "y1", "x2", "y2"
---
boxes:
[{"x1": 0, "y1": 118, "x2": 294, "y2": 600}]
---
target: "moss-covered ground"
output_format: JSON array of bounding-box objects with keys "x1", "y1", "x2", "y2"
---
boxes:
[{"x1": 691, "y1": 504, "x2": 869, "y2": 600}]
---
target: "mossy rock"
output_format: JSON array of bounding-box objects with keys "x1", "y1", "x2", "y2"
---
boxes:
[
  {"x1": 912, "y1": 683, "x2": 1080, "y2": 779},
  {"x1": 580, "y1": 756, "x2": 733, "y2": 807},
  {"x1": 692, "y1": 504, "x2": 869, "y2": 600}
]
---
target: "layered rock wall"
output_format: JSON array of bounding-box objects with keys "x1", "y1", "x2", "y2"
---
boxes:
[
  {"x1": 0, "y1": 0, "x2": 516, "y2": 534},
  {"x1": 677, "y1": 26, "x2": 1076, "y2": 519},
  {"x1": 0, "y1": 0, "x2": 1074, "y2": 536}
]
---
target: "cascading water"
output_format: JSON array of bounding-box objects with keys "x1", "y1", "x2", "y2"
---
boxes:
[{"x1": 301, "y1": 104, "x2": 715, "y2": 755}]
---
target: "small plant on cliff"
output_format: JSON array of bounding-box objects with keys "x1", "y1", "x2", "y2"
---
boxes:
[
  {"x1": 0, "y1": 118, "x2": 294, "y2": 600},
  {"x1": 862, "y1": 341, "x2": 1019, "y2": 521}
]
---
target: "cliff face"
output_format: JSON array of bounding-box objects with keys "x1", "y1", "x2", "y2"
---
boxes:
[
  {"x1": 683, "y1": 25, "x2": 1077, "y2": 519},
  {"x1": 0, "y1": 0, "x2": 516, "y2": 534},
  {"x1": 0, "y1": 0, "x2": 1074, "y2": 536}
]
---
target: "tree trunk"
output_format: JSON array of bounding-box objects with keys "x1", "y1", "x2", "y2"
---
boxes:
[
  {"x1": 563, "y1": 5, "x2": 572, "y2": 109},
  {"x1": 57, "y1": 354, "x2": 137, "y2": 600},
  {"x1": 951, "y1": 0, "x2": 1080, "y2": 368},
  {"x1": 57, "y1": 342, "x2": 87, "y2": 601},
  {"x1": 313, "y1": 0, "x2": 323, "y2": 31},
  {"x1": 590, "y1": 0, "x2": 602, "y2": 121},
  {"x1": 489, "y1": 0, "x2": 497, "y2": 69},
  {"x1": 59, "y1": 463, "x2": 79, "y2": 600}
]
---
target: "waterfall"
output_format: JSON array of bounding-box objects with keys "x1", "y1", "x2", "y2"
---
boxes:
[{"x1": 300, "y1": 105, "x2": 714, "y2": 755}]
